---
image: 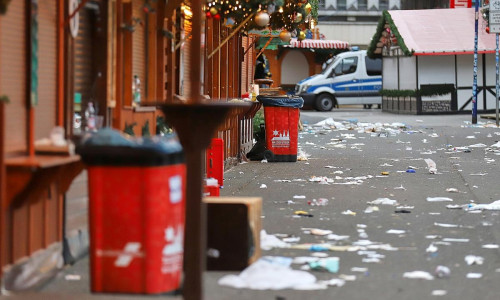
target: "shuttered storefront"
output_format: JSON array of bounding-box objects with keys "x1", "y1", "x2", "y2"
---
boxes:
[
  {"x1": 74, "y1": 5, "x2": 95, "y2": 116},
  {"x1": 132, "y1": 0, "x2": 145, "y2": 99},
  {"x1": 0, "y1": 0, "x2": 27, "y2": 154},
  {"x1": 35, "y1": 0, "x2": 57, "y2": 140},
  {"x1": 181, "y1": 14, "x2": 192, "y2": 97}
]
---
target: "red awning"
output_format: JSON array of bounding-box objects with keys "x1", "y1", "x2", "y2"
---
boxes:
[{"x1": 286, "y1": 38, "x2": 350, "y2": 49}]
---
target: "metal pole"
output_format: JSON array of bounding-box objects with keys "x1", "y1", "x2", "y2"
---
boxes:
[
  {"x1": 473, "y1": 0, "x2": 479, "y2": 124},
  {"x1": 497, "y1": 33, "x2": 500, "y2": 127}
]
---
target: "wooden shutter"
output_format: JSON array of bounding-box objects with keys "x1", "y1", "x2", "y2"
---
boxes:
[
  {"x1": 35, "y1": 0, "x2": 57, "y2": 140},
  {"x1": 0, "y1": 0, "x2": 27, "y2": 153},
  {"x1": 74, "y1": 6, "x2": 95, "y2": 115},
  {"x1": 181, "y1": 16, "x2": 192, "y2": 97},
  {"x1": 132, "y1": 0, "x2": 145, "y2": 98}
]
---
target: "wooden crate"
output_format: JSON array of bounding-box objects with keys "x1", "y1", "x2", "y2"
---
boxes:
[{"x1": 203, "y1": 196, "x2": 262, "y2": 271}]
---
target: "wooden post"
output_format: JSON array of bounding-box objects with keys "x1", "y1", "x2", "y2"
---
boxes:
[
  {"x1": 0, "y1": 101, "x2": 6, "y2": 279},
  {"x1": 188, "y1": 0, "x2": 202, "y2": 104},
  {"x1": 57, "y1": 0, "x2": 64, "y2": 126}
]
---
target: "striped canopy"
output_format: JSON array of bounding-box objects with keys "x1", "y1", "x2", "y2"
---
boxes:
[{"x1": 286, "y1": 38, "x2": 350, "y2": 49}]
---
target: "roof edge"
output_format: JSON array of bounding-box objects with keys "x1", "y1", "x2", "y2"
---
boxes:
[{"x1": 367, "y1": 10, "x2": 414, "y2": 59}]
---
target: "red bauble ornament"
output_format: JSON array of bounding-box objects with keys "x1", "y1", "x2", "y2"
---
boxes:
[
  {"x1": 486, "y1": 26, "x2": 490, "y2": 33},
  {"x1": 214, "y1": 14, "x2": 221, "y2": 20},
  {"x1": 206, "y1": 11, "x2": 212, "y2": 18}
]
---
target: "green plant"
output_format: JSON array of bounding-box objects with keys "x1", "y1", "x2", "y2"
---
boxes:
[
  {"x1": 0, "y1": 0, "x2": 12, "y2": 15},
  {"x1": 379, "y1": 84, "x2": 455, "y2": 98},
  {"x1": 142, "y1": 120, "x2": 151, "y2": 137},
  {"x1": 0, "y1": 94, "x2": 10, "y2": 103},
  {"x1": 124, "y1": 121, "x2": 137, "y2": 136},
  {"x1": 379, "y1": 89, "x2": 416, "y2": 97},
  {"x1": 419, "y1": 84, "x2": 455, "y2": 96},
  {"x1": 156, "y1": 115, "x2": 172, "y2": 135},
  {"x1": 252, "y1": 109, "x2": 264, "y2": 139}
]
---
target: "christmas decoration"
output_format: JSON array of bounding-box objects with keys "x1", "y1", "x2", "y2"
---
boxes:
[
  {"x1": 204, "y1": 0, "x2": 313, "y2": 32},
  {"x1": 279, "y1": 29, "x2": 291, "y2": 42},
  {"x1": 209, "y1": 6, "x2": 218, "y2": 16},
  {"x1": 304, "y1": 3, "x2": 312, "y2": 15},
  {"x1": 255, "y1": 11, "x2": 270, "y2": 27},
  {"x1": 481, "y1": 1, "x2": 492, "y2": 34},
  {"x1": 298, "y1": 30, "x2": 306, "y2": 41}
]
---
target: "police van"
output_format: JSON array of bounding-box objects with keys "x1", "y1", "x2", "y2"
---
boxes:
[{"x1": 295, "y1": 49, "x2": 382, "y2": 111}]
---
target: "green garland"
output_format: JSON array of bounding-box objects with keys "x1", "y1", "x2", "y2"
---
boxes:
[
  {"x1": 310, "y1": 0, "x2": 318, "y2": 21},
  {"x1": 367, "y1": 13, "x2": 386, "y2": 58},
  {"x1": 379, "y1": 84, "x2": 455, "y2": 98},
  {"x1": 367, "y1": 10, "x2": 414, "y2": 58},
  {"x1": 379, "y1": 89, "x2": 416, "y2": 97}
]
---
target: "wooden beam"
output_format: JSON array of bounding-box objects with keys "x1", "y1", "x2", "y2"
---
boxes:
[{"x1": 207, "y1": 12, "x2": 255, "y2": 59}]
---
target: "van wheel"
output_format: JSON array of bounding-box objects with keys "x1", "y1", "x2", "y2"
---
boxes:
[{"x1": 315, "y1": 94, "x2": 335, "y2": 111}]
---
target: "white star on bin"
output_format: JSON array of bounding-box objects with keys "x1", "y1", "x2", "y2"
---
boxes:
[{"x1": 273, "y1": 130, "x2": 279, "y2": 136}]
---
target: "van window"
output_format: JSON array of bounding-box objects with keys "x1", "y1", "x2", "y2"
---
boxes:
[
  {"x1": 333, "y1": 57, "x2": 358, "y2": 76},
  {"x1": 365, "y1": 57, "x2": 382, "y2": 76}
]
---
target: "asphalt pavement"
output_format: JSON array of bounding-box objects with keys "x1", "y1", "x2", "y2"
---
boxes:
[{"x1": 11, "y1": 108, "x2": 500, "y2": 299}]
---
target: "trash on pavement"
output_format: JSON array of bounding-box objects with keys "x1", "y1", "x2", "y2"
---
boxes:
[
  {"x1": 327, "y1": 234, "x2": 350, "y2": 241},
  {"x1": 403, "y1": 271, "x2": 434, "y2": 280},
  {"x1": 427, "y1": 197, "x2": 453, "y2": 202},
  {"x1": 301, "y1": 228, "x2": 333, "y2": 236},
  {"x1": 482, "y1": 244, "x2": 499, "y2": 249},
  {"x1": 308, "y1": 198, "x2": 329, "y2": 206},
  {"x1": 260, "y1": 230, "x2": 291, "y2": 250},
  {"x1": 367, "y1": 198, "x2": 399, "y2": 206},
  {"x1": 465, "y1": 255, "x2": 484, "y2": 265},
  {"x1": 364, "y1": 206, "x2": 379, "y2": 213},
  {"x1": 386, "y1": 229, "x2": 406, "y2": 235},
  {"x1": 64, "y1": 274, "x2": 81, "y2": 281},
  {"x1": 446, "y1": 188, "x2": 459, "y2": 193},
  {"x1": 218, "y1": 256, "x2": 321, "y2": 290},
  {"x1": 466, "y1": 273, "x2": 483, "y2": 279},
  {"x1": 434, "y1": 266, "x2": 450, "y2": 278},
  {"x1": 432, "y1": 290, "x2": 447, "y2": 296},
  {"x1": 426, "y1": 244, "x2": 438, "y2": 253},
  {"x1": 294, "y1": 210, "x2": 314, "y2": 217},
  {"x1": 424, "y1": 158, "x2": 437, "y2": 174},
  {"x1": 259, "y1": 184, "x2": 267, "y2": 189},
  {"x1": 434, "y1": 222, "x2": 458, "y2": 228},
  {"x1": 342, "y1": 210, "x2": 357, "y2": 216},
  {"x1": 320, "y1": 278, "x2": 346, "y2": 287},
  {"x1": 465, "y1": 200, "x2": 500, "y2": 211},
  {"x1": 442, "y1": 238, "x2": 469, "y2": 243},
  {"x1": 309, "y1": 257, "x2": 339, "y2": 273},
  {"x1": 395, "y1": 209, "x2": 411, "y2": 213}
]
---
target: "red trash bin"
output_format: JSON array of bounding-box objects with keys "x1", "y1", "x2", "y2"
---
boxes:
[
  {"x1": 257, "y1": 95, "x2": 304, "y2": 162},
  {"x1": 79, "y1": 130, "x2": 186, "y2": 294}
]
